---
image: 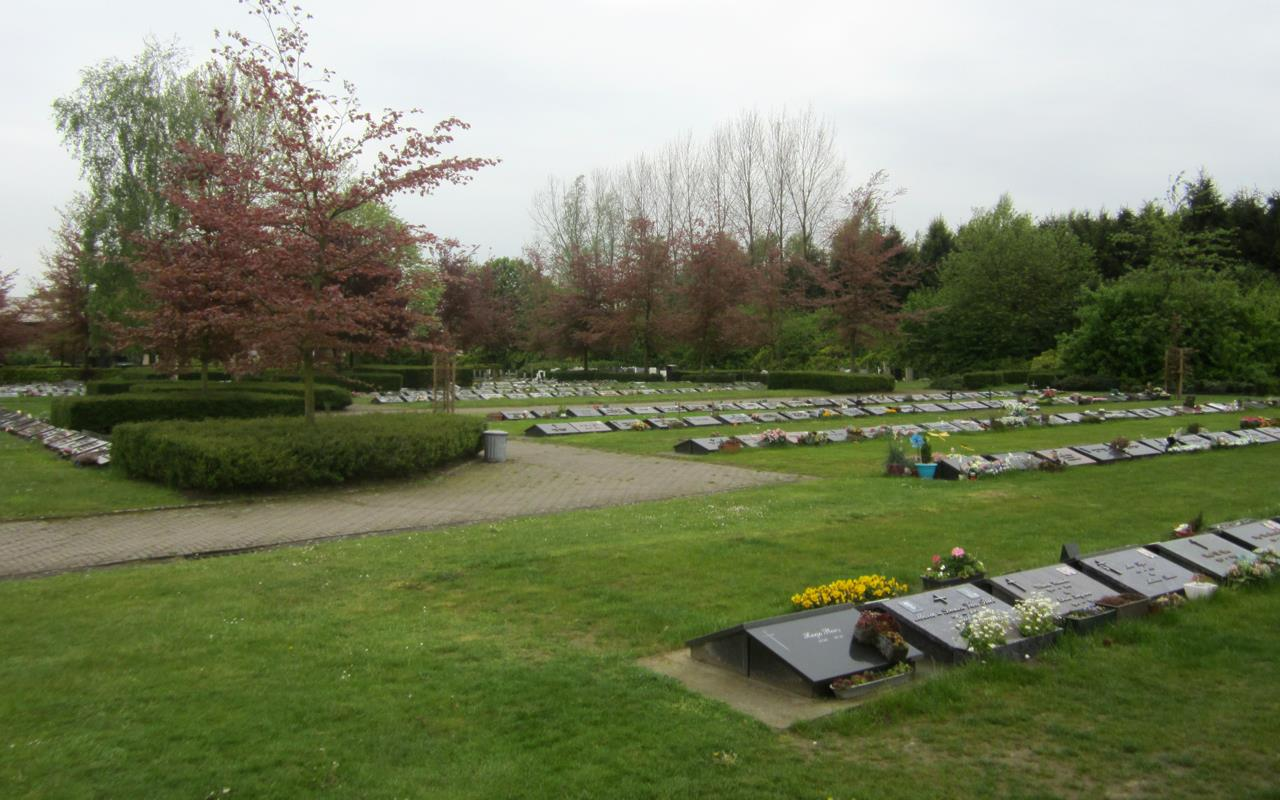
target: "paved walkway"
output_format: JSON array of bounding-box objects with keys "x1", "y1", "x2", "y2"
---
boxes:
[{"x1": 0, "y1": 440, "x2": 797, "y2": 579}]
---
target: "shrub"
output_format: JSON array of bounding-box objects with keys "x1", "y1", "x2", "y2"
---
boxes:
[
  {"x1": 1056, "y1": 374, "x2": 1122, "y2": 392},
  {"x1": 350, "y1": 371, "x2": 404, "y2": 392},
  {"x1": 113, "y1": 413, "x2": 485, "y2": 491},
  {"x1": 666, "y1": 369, "x2": 766, "y2": 383},
  {"x1": 128, "y1": 381, "x2": 352, "y2": 410},
  {"x1": 765, "y1": 371, "x2": 894, "y2": 393},
  {"x1": 86, "y1": 380, "x2": 133, "y2": 395},
  {"x1": 962, "y1": 370, "x2": 1006, "y2": 390},
  {"x1": 1027, "y1": 371, "x2": 1061, "y2": 387},
  {"x1": 1003, "y1": 369, "x2": 1029, "y2": 385},
  {"x1": 50, "y1": 392, "x2": 304, "y2": 433},
  {"x1": 0, "y1": 366, "x2": 94, "y2": 383},
  {"x1": 929, "y1": 374, "x2": 964, "y2": 390}
]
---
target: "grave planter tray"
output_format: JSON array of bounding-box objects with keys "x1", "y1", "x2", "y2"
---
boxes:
[
  {"x1": 1097, "y1": 595, "x2": 1150, "y2": 620},
  {"x1": 830, "y1": 668, "x2": 915, "y2": 700},
  {"x1": 988, "y1": 629, "x2": 1063, "y2": 662},
  {"x1": 870, "y1": 585, "x2": 1026, "y2": 664},
  {"x1": 1061, "y1": 607, "x2": 1118, "y2": 635}
]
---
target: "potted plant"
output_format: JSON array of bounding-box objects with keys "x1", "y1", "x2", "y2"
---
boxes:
[
  {"x1": 1107, "y1": 435, "x2": 1130, "y2": 454},
  {"x1": 829, "y1": 661, "x2": 914, "y2": 700},
  {"x1": 1004, "y1": 594, "x2": 1063, "y2": 657},
  {"x1": 885, "y1": 436, "x2": 912, "y2": 477},
  {"x1": 922, "y1": 547, "x2": 986, "y2": 589},
  {"x1": 916, "y1": 438, "x2": 937, "y2": 479},
  {"x1": 1182, "y1": 575, "x2": 1218, "y2": 600}
]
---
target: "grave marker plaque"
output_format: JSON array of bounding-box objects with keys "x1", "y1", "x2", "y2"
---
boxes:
[
  {"x1": 627, "y1": 406, "x2": 659, "y2": 415},
  {"x1": 717, "y1": 413, "x2": 755, "y2": 425},
  {"x1": 645, "y1": 418, "x2": 672, "y2": 429},
  {"x1": 824, "y1": 428, "x2": 850, "y2": 443},
  {"x1": 986, "y1": 564, "x2": 1117, "y2": 614},
  {"x1": 1074, "y1": 546, "x2": 1196, "y2": 598},
  {"x1": 1138, "y1": 437, "x2": 1172, "y2": 453},
  {"x1": 683, "y1": 416, "x2": 722, "y2": 427},
  {"x1": 1148, "y1": 533, "x2": 1256, "y2": 580},
  {"x1": 1174, "y1": 434, "x2": 1213, "y2": 451},
  {"x1": 752, "y1": 412, "x2": 783, "y2": 423},
  {"x1": 914, "y1": 403, "x2": 944, "y2": 413},
  {"x1": 657, "y1": 404, "x2": 683, "y2": 414},
  {"x1": 1033, "y1": 448, "x2": 1098, "y2": 467},
  {"x1": 1148, "y1": 407, "x2": 1177, "y2": 417},
  {"x1": 922, "y1": 421, "x2": 962, "y2": 433},
  {"x1": 864, "y1": 406, "x2": 889, "y2": 416},
  {"x1": 1050, "y1": 412, "x2": 1084, "y2": 425},
  {"x1": 524, "y1": 423, "x2": 578, "y2": 437},
  {"x1": 1123, "y1": 441, "x2": 1162, "y2": 458},
  {"x1": 567, "y1": 407, "x2": 602, "y2": 417},
  {"x1": 1212, "y1": 518, "x2": 1280, "y2": 552},
  {"x1": 782, "y1": 411, "x2": 815, "y2": 421},
  {"x1": 687, "y1": 605, "x2": 922, "y2": 696},
  {"x1": 1071, "y1": 443, "x2": 1129, "y2": 463},
  {"x1": 1131, "y1": 407, "x2": 1160, "y2": 419},
  {"x1": 734, "y1": 434, "x2": 765, "y2": 447},
  {"x1": 673, "y1": 436, "x2": 731, "y2": 454},
  {"x1": 960, "y1": 401, "x2": 988, "y2": 411},
  {"x1": 569, "y1": 421, "x2": 612, "y2": 434},
  {"x1": 737, "y1": 402, "x2": 764, "y2": 410},
  {"x1": 869, "y1": 585, "x2": 1013, "y2": 662},
  {"x1": 938, "y1": 402, "x2": 968, "y2": 411},
  {"x1": 1254, "y1": 426, "x2": 1280, "y2": 441},
  {"x1": 952, "y1": 419, "x2": 986, "y2": 432},
  {"x1": 607, "y1": 419, "x2": 645, "y2": 431},
  {"x1": 1235, "y1": 429, "x2": 1278, "y2": 445},
  {"x1": 986, "y1": 451, "x2": 1044, "y2": 471}
]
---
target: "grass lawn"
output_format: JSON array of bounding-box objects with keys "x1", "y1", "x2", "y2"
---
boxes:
[{"x1": 1, "y1": 410, "x2": 1278, "y2": 797}]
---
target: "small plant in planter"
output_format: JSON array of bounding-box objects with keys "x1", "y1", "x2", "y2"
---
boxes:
[
  {"x1": 1013, "y1": 594, "x2": 1058, "y2": 637},
  {"x1": 958, "y1": 607, "x2": 1010, "y2": 655},
  {"x1": 830, "y1": 661, "x2": 913, "y2": 697},
  {"x1": 919, "y1": 438, "x2": 934, "y2": 464},
  {"x1": 759, "y1": 428, "x2": 787, "y2": 446},
  {"x1": 1223, "y1": 552, "x2": 1278, "y2": 587},
  {"x1": 885, "y1": 436, "x2": 912, "y2": 476},
  {"x1": 1184, "y1": 421, "x2": 1202, "y2": 435},
  {"x1": 791, "y1": 575, "x2": 911, "y2": 610},
  {"x1": 1149, "y1": 592, "x2": 1186, "y2": 613},
  {"x1": 1107, "y1": 435, "x2": 1131, "y2": 453},
  {"x1": 922, "y1": 547, "x2": 986, "y2": 588}
]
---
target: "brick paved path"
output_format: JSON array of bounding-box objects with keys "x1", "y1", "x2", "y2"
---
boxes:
[{"x1": 0, "y1": 440, "x2": 796, "y2": 579}]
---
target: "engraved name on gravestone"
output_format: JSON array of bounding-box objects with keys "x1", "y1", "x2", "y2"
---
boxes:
[
  {"x1": 874, "y1": 585, "x2": 1008, "y2": 653},
  {"x1": 1034, "y1": 448, "x2": 1098, "y2": 466},
  {"x1": 1071, "y1": 443, "x2": 1129, "y2": 462},
  {"x1": 1212, "y1": 518, "x2": 1280, "y2": 551},
  {"x1": 989, "y1": 564, "x2": 1116, "y2": 614},
  {"x1": 1077, "y1": 547, "x2": 1196, "y2": 598},
  {"x1": 569, "y1": 421, "x2": 612, "y2": 434},
  {"x1": 1150, "y1": 534, "x2": 1257, "y2": 580}
]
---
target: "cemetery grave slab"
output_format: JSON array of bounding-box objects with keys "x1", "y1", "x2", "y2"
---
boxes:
[
  {"x1": 1148, "y1": 533, "x2": 1257, "y2": 580},
  {"x1": 717, "y1": 413, "x2": 755, "y2": 425},
  {"x1": 868, "y1": 584, "x2": 1032, "y2": 663},
  {"x1": 734, "y1": 434, "x2": 765, "y2": 447},
  {"x1": 1137, "y1": 437, "x2": 1172, "y2": 453},
  {"x1": 599, "y1": 407, "x2": 630, "y2": 417},
  {"x1": 1073, "y1": 546, "x2": 1197, "y2": 599},
  {"x1": 567, "y1": 407, "x2": 602, "y2": 417},
  {"x1": 1211, "y1": 518, "x2": 1280, "y2": 552},
  {"x1": 682, "y1": 416, "x2": 723, "y2": 428},
  {"x1": 752, "y1": 412, "x2": 783, "y2": 423},
  {"x1": 1033, "y1": 448, "x2": 1098, "y2": 467},
  {"x1": 984, "y1": 564, "x2": 1118, "y2": 615},
  {"x1": 673, "y1": 437, "x2": 731, "y2": 455},
  {"x1": 1235, "y1": 429, "x2": 1279, "y2": 444},
  {"x1": 922, "y1": 421, "x2": 962, "y2": 433},
  {"x1": 913, "y1": 403, "x2": 944, "y2": 413},
  {"x1": 524, "y1": 423, "x2": 579, "y2": 437},
  {"x1": 985, "y1": 451, "x2": 1044, "y2": 471},
  {"x1": 1050, "y1": 413, "x2": 1084, "y2": 425},
  {"x1": 1174, "y1": 434, "x2": 1213, "y2": 451},
  {"x1": 1071, "y1": 443, "x2": 1130, "y2": 463},
  {"x1": 864, "y1": 406, "x2": 889, "y2": 416},
  {"x1": 782, "y1": 411, "x2": 815, "y2": 421},
  {"x1": 1122, "y1": 441, "x2": 1163, "y2": 458},
  {"x1": 1149, "y1": 407, "x2": 1178, "y2": 417},
  {"x1": 686, "y1": 605, "x2": 922, "y2": 697},
  {"x1": 645, "y1": 418, "x2": 673, "y2": 430},
  {"x1": 960, "y1": 401, "x2": 988, "y2": 410},
  {"x1": 627, "y1": 406, "x2": 659, "y2": 415},
  {"x1": 952, "y1": 419, "x2": 986, "y2": 432},
  {"x1": 1131, "y1": 408, "x2": 1161, "y2": 419}
]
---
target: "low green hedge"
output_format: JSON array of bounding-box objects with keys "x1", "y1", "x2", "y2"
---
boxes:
[
  {"x1": 113, "y1": 413, "x2": 486, "y2": 491},
  {"x1": 961, "y1": 370, "x2": 1005, "y2": 390},
  {"x1": 127, "y1": 381, "x2": 352, "y2": 410},
  {"x1": 1027, "y1": 371, "x2": 1062, "y2": 387},
  {"x1": 350, "y1": 371, "x2": 404, "y2": 392},
  {"x1": 929, "y1": 374, "x2": 963, "y2": 390},
  {"x1": 765, "y1": 371, "x2": 894, "y2": 393},
  {"x1": 86, "y1": 380, "x2": 134, "y2": 395},
  {"x1": 0, "y1": 366, "x2": 93, "y2": 383},
  {"x1": 667, "y1": 369, "x2": 766, "y2": 383},
  {"x1": 50, "y1": 392, "x2": 303, "y2": 433}
]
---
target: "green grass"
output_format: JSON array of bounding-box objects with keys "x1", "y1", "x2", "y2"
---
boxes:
[{"x1": 1, "y1": 418, "x2": 1278, "y2": 797}]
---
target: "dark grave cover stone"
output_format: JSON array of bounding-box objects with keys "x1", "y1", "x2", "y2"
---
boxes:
[
  {"x1": 628, "y1": 406, "x2": 659, "y2": 415},
  {"x1": 760, "y1": 400, "x2": 786, "y2": 409},
  {"x1": 934, "y1": 454, "x2": 972, "y2": 480},
  {"x1": 914, "y1": 403, "x2": 944, "y2": 413},
  {"x1": 810, "y1": 398, "x2": 836, "y2": 407},
  {"x1": 864, "y1": 406, "x2": 889, "y2": 415},
  {"x1": 1131, "y1": 407, "x2": 1160, "y2": 419},
  {"x1": 1123, "y1": 441, "x2": 1162, "y2": 458},
  {"x1": 734, "y1": 434, "x2": 765, "y2": 447},
  {"x1": 782, "y1": 411, "x2": 815, "y2": 421},
  {"x1": 500, "y1": 411, "x2": 531, "y2": 421},
  {"x1": 683, "y1": 415, "x2": 722, "y2": 427},
  {"x1": 1033, "y1": 448, "x2": 1098, "y2": 467},
  {"x1": 645, "y1": 418, "x2": 672, "y2": 429},
  {"x1": 979, "y1": 400, "x2": 1006, "y2": 409},
  {"x1": 505, "y1": 393, "x2": 529, "y2": 400},
  {"x1": 673, "y1": 436, "x2": 731, "y2": 455},
  {"x1": 1212, "y1": 518, "x2": 1280, "y2": 552},
  {"x1": 1174, "y1": 434, "x2": 1213, "y2": 450},
  {"x1": 781, "y1": 400, "x2": 808, "y2": 408},
  {"x1": 753, "y1": 412, "x2": 783, "y2": 423},
  {"x1": 960, "y1": 401, "x2": 987, "y2": 410},
  {"x1": 842, "y1": 407, "x2": 867, "y2": 418},
  {"x1": 1254, "y1": 427, "x2": 1280, "y2": 441},
  {"x1": 599, "y1": 407, "x2": 629, "y2": 417},
  {"x1": 1103, "y1": 410, "x2": 1137, "y2": 419},
  {"x1": 717, "y1": 413, "x2": 755, "y2": 425},
  {"x1": 1148, "y1": 533, "x2": 1256, "y2": 581},
  {"x1": 1071, "y1": 443, "x2": 1129, "y2": 463},
  {"x1": 525, "y1": 423, "x2": 578, "y2": 437},
  {"x1": 1075, "y1": 546, "x2": 1197, "y2": 598},
  {"x1": 596, "y1": 390, "x2": 620, "y2": 397},
  {"x1": 737, "y1": 402, "x2": 764, "y2": 410},
  {"x1": 1138, "y1": 437, "x2": 1171, "y2": 453},
  {"x1": 1204, "y1": 402, "x2": 1235, "y2": 412},
  {"x1": 713, "y1": 402, "x2": 742, "y2": 411},
  {"x1": 1049, "y1": 413, "x2": 1083, "y2": 425},
  {"x1": 922, "y1": 421, "x2": 962, "y2": 433},
  {"x1": 478, "y1": 392, "x2": 504, "y2": 401},
  {"x1": 986, "y1": 451, "x2": 1043, "y2": 471},
  {"x1": 1149, "y1": 406, "x2": 1178, "y2": 417},
  {"x1": 685, "y1": 403, "x2": 712, "y2": 412},
  {"x1": 889, "y1": 424, "x2": 924, "y2": 436},
  {"x1": 869, "y1": 584, "x2": 1015, "y2": 661},
  {"x1": 607, "y1": 419, "x2": 645, "y2": 431},
  {"x1": 567, "y1": 407, "x2": 601, "y2": 417},
  {"x1": 686, "y1": 605, "x2": 921, "y2": 696},
  {"x1": 986, "y1": 564, "x2": 1117, "y2": 615}
]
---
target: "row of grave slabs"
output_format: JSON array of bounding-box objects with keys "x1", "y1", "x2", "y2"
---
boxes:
[
  {"x1": 686, "y1": 518, "x2": 1280, "y2": 702},
  {"x1": 0, "y1": 408, "x2": 111, "y2": 465}
]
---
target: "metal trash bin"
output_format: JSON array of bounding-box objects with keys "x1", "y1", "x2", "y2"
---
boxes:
[{"x1": 482, "y1": 430, "x2": 508, "y2": 463}]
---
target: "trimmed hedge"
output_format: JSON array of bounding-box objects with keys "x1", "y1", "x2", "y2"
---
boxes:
[
  {"x1": 113, "y1": 413, "x2": 486, "y2": 491},
  {"x1": 128, "y1": 381, "x2": 352, "y2": 410},
  {"x1": 1003, "y1": 370, "x2": 1029, "y2": 385},
  {"x1": 765, "y1": 371, "x2": 894, "y2": 393},
  {"x1": 961, "y1": 370, "x2": 1006, "y2": 390},
  {"x1": 0, "y1": 366, "x2": 92, "y2": 383},
  {"x1": 667, "y1": 369, "x2": 767, "y2": 383},
  {"x1": 1027, "y1": 371, "x2": 1062, "y2": 387},
  {"x1": 50, "y1": 392, "x2": 303, "y2": 433},
  {"x1": 86, "y1": 380, "x2": 134, "y2": 395},
  {"x1": 350, "y1": 371, "x2": 404, "y2": 392}
]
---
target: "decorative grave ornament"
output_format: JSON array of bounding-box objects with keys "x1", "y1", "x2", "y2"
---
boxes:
[
  {"x1": 1072, "y1": 546, "x2": 1197, "y2": 599},
  {"x1": 1211, "y1": 518, "x2": 1280, "y2": 552},
  {"x1": 1148, "y1": 533, "x2": 1258, "y2": 580}
]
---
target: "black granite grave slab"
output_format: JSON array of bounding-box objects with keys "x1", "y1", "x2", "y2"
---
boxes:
[
  {"x1": 682, "y1": 416, "x2": 722, "y2": 427},
  {"x1": 1148, "y1": 533, "x2": 1257, "y2": 580},
  {"x1": 1073, "y1": 546, "x2": 1197, "y2": 598},
  {"x1": 1131, "y1": 407, "x2": 1160, "y2": 419},
  {"x1": 524, "y1": 423, "x2": 578, "y2": 437},
  {"x1": 1050, "y1": 413, "x2": 1084, "y2": 425},
  {"x1": 606, "y1": 419, "x2": 647, "y2": 431},
  {"x1": 985, "y1": 563, "x2": 1117, "y2": 614},
  {"x1": 1212, "y1": 518, "x2": 1280, "y2": 552},
  {"x1": 864, "y1": 406, "x2": 888, "y2": 415},
  {"x1": 952, "y1": 419, "x2": 986, "y2": 432},
  {"x1": 657, "y1": 404, "x2": 684, "y2": 414},
  {"x1": 687, "y1": 605, "x2": 922, "y2": 696},
  {"x1": 1148, "y1": 407, "x2": 1177, "y2": 417},
  {"x1": 868, "y1": 584, "x2": 1015, "y2": 662},
  {"x1": 1235, "y1": 429, "x2": 1279, "y2": 444},
  {"x1": 1033, "y1": 448, "x2": 1098, "y2": 467},
  {"x1": 934, "y1": 454, "x2": 975, "y2": 480},
  {"x1": 673, "y1": 437, "x2": 731, "y2": 455},
  {"x1": 598, "y1": 407, "x2": 629, "y2": 417},
  {"x1": 500, "y1": 411, "x2": 531, "y2": 421},
  {"x1": 734, "y1": 434, "x2": 765, "y2": 447},
  {"x1": 566, "y1": 407, "x2": 602, "y2": 417},
  {"x1": 627, "y1": 406, "x2": 659, "y2": 415},
  {"x1": 841, "y1": 407, "x2": 867, "y2": 418},
  {"x1": 1071, "y1": 443, "x2": 1129, "y2": 463},
  {"x1": 824, "y1": 428, "x2": 850, "y2": 443},
  {"x1": 1173, "y1": 434, "x2": 1213, "y2": 451},
  {"x1": 1122, "y1": 441, "x2": 1162, "y2": 458},
  {"x1": 717, "y1": 413, "x2": 755, "y2": 425},
  {"x1": 568, "y1": 421, "x2": 611, "y2": 434},
  {"x1": 782, "y1": 411, "x2": 814, "y2": 421},
  {"x1": 938, "y1": 402, "x2": 968, "y2": 411},
  {"x1": 645, "y1": 418, "x2": 672, "y2": 429},
  {"x1": 1255, "y1": 427, "x2": 1280, "y2": 441},
  {"x1": 752, "y1": 412, "x2": 783, "y2": 423},
  {"x1": 922, "y1": 421, "x2": 962, "y2": 433},
  {"x1": 979, "y1": 400, "x2": 1006, "y2": 409},
  {"x1": 736, "y1": 402, "x2": 764, "y2": 410},
  {"x1": 1137, "y1": 437, "x2": 1171, "y2": 453}
]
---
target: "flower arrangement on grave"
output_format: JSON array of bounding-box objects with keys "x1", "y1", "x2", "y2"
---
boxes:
[
  {"x1": 958, "y1": 607, "x2": 1010, "y2": 654},
  {"x1": 830, "y1": 661, "x2": 912, "y2": 692},
  {"x1": 791, "y1": 575, "x2": 911, "y2": 609},
  {"x1": 1224, "y1": 552, "x2": 1279, "y2": 587},
  {"x1": 802, "y1": 430, "x2": 830, "y2": 446},
  {"x1": 1107, "y1": 435, "x2": 1131, "y2": 453},
  {"x1": 759, "y1": 428, "x2": 787, "y2": 446},
  {"x1": 1013, "y1": 594, "x2": 1058, "y2": 637},
  {"x1": 847, "y1": 426, "x2": 866, "y2": 441},
  {"x1": 1149, "y1": 592, "x2": 1186, "y2": 612},
  {"x1": 852, "y1": 609, "x2": 910, "y2": 663},
  {"x1": 1172, "y1": 512, "x2": 1204, "y2": 538},
  {"x1": 1210, "y1": 432, "x2": 1249, "y2": 448},
  {"x1": 1240, "y1": 416, "x2": 1267, "y2": 429},
  {"x1": 1063, "y1": 603, "x2": 1106, "y2": 620},
  {"x1": 630, "y1": 420, "x2": 649, "y2": 431},
  {"x1": 922, "y1": 547, "x2": 986, "y2": 582},
  {"x1": 884, "y1": 437, "x2": 912, "y2": 476},
  {"x1": 820, "y1": 408, "x2": 838, "y2": 418}
]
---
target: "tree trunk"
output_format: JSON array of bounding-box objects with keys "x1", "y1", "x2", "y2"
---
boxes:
[{"x1": 302, "y1": 349, "x2": 316, "y2": 423}]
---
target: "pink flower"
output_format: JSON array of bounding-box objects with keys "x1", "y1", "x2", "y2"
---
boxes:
[
  {"x1": 931, "y1": 554, "x2": 941, "y2": 564},
  {"x1": 951, "y1": 547, "x2": 965, "y2": 558}
]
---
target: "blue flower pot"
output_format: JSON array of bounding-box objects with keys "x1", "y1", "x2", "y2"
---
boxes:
[{"x1": 916, "y1": 463, "x2": 937, "y2": 480}]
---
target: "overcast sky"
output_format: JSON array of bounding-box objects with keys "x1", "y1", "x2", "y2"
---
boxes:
[{"x1": 3, "y1": 0, "x2": 1278, "y2": 291}]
